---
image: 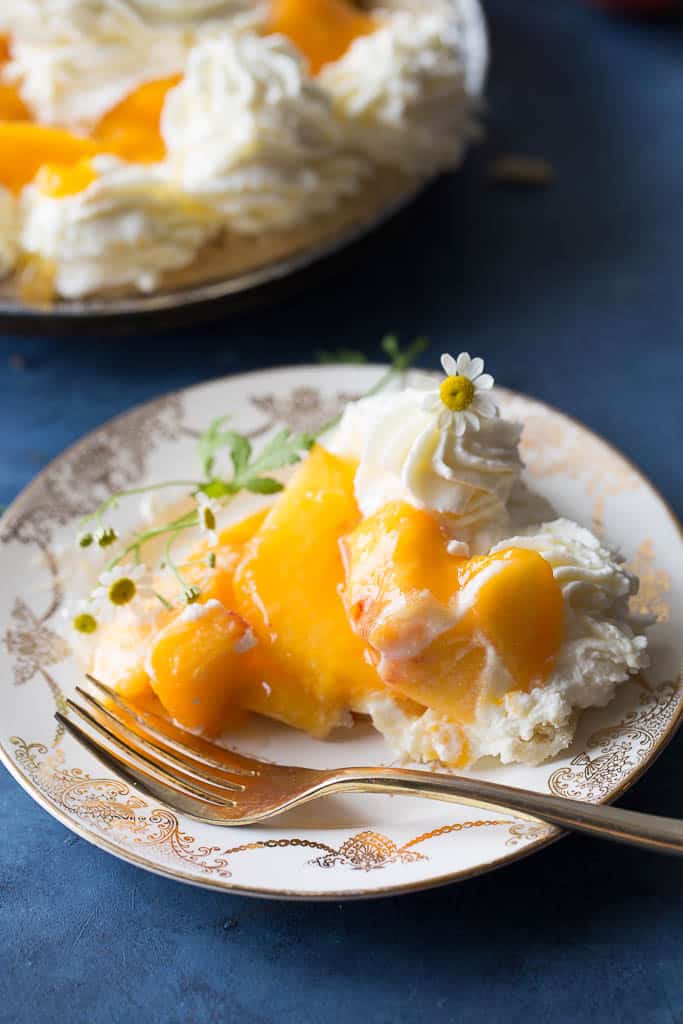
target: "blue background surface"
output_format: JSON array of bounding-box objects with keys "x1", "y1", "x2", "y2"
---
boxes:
[{"x1": 1, "y1": 2, "x2": 682, "y2": 1021}]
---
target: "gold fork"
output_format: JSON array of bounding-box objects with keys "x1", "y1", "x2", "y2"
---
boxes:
[{"x1": 55, "y1": 675, "x2": 683, "y2": 856}]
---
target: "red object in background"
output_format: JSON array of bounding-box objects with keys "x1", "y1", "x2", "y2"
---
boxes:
[{"x1": 587, "y1": 0, "x2": 681, "y2": 13}]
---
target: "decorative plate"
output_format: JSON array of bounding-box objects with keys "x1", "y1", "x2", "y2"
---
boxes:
[{"x1": 1, "y1": 364, "x2": 681, "y2": 900}]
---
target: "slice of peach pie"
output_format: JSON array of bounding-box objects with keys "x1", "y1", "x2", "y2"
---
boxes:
[{"x1": 81, "y1": 353, "x2": 648, "y2": 768}]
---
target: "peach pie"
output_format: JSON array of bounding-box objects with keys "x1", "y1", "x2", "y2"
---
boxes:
[
  {"x1": 74, "y1": 352, "x2": 649, "y2": 768},
  {"x1": 0, "y1": 0, "x2": 484, "y2": 297}
]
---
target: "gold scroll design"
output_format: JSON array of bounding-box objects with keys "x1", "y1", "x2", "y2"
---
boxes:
[
  {"x1": 547, "y1": 680, "x2": 681, "y2": 801},
  {"x1": 10, "y1": 737, "x2": 518, "y2": 877},
  {"x1": 2, "y1": 393, "x2": 187, "y2": 743}
]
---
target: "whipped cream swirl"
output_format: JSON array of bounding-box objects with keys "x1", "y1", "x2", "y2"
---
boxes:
[
  {"x1": 326, "y1": 387, "x2": 523, "y2": 527},
  {"x1": 358, "y1": 517, "x2": 648, "y2": 767},
  {"x1": 1, "y1": 1, "x2": 195, "y2": 128},
  {"x1": 162, "y1": 32, "x2": 367, "y2": 233},
  {"x1": 21, "y1": 156, "x2": 220, "y2": 297},
  {"x1": 319, "y1": 9, "x2": 480, "y2": 176}
]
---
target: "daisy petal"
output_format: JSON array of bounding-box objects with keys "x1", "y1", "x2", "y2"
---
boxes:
[
  {"x1": 471, "y1": 394, "x2": 497, "y2": 418},
  {"x1": 454, "y1": 412, "x2": 467, "y2": 436},
  {"x1": 475, "y1": 373, "x2": 494, "y2": 391},
  {"x1": 456, "y1": 352, "x2": 472, "y2": 376},
  {"x1": 464, "y1": 410, "x2": 481, "y2": 431},
  {"x1": 437, "y1": 408, "x2": 452, "y2": 429},
  {"x1": 440, "y1": 353, "x2": 457, "y2": 376},
  {"x1": 468, "y1": 356, "x2": 484, "y2": 380}
]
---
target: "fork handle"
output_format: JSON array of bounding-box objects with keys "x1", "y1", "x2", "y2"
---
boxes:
[{"x1": 332, "y1": 768, "x2": 683, "y2": 856}]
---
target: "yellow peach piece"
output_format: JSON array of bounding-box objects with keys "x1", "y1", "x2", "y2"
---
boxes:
[
  {"x1": 34, "y1": 158, "x2": 98, "y2": 198},
  {"x1": 0, "y1": 84, "x2": 31, "y2": 122},
  {"x1": 148, "y1": 601, "x2": 256, "y2": 735},
  {"x1": 342, "y1": 502, "x2": 565, "y2": 720},
  {"x1": 0, "y1": 123, "x2": 99, "y2": 194},
  {"x1": 233, "y1": 445, "x2": 382, "y2": 737},
  {"x1": 93, "y1": 75, "x2": 180, "y2": 164},
  {"x1": 178, "y1": 509, "x2": 268, "y2": 610},
  {"x1": 469, "y1": 547, "x2": 565, "y2": 692},
  {"x1": 267, "y1": 0, "x2": 376, "y2": 74}
]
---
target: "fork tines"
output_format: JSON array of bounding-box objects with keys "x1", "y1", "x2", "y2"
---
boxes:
[{"x1": 56, "y1": 676, "x2": 261, "y2": 814}]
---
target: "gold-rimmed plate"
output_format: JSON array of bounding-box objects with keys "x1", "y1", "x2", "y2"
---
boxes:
[{"x1": 1, "y1": 364, "x2": 681, "y2": 899}]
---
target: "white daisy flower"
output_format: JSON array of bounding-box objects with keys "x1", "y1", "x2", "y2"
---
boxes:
[
  {"x1": 91, "y1": 564, "x2": 155, "y2": 621},
  {"x1": 67, "y1": 598, "x2": 99, "y2": 637},
  {"x1": 422, "y1": 351, "x2": 497, "y2": 437},
  {"x1": 196, "y1": 491, "x2": 220, "y2": 547}
]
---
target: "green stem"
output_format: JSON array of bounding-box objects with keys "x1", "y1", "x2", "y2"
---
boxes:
[
  {"x1": 106, "y1": 511, "x2": 199, "y2": 571},
  {"x1": 164, "y1": 533, "x2": 189, "y2": 592},
  {"x1": 81, "y1": 480, "x2": 201, "y2": 528}
]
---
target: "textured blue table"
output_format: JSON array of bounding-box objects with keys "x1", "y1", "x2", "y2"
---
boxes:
[{"x1": 1, "y1": 3, "x2": 682, "y2": 1022}]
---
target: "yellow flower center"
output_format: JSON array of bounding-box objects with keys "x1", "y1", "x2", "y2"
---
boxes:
[
  {"x1": 73, "y1": 612, "x2": 97, "y2": 634},
  {"x1": 108, "y1": 577, "x2": 136, "y2": 606},
  {"x1": 440, "y1": 374, "x2": 475, "y2": 412}
]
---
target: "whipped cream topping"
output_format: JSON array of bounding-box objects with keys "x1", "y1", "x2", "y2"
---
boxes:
[
  {"x1": 331, "y1": 370, "x2": 648, "y2": 767},
  {"x1": 491, "y1": 519, "x2": 638, "y2": 619},
  {"x1": 178, "y1": 597, "x2": 224, "y2": 623},
  {"x1": 162, "y1": 32, "x2": 367, "y2": 233},
  {"x1": 1, "y1": 2, "x2": 197, "y2": 128},
  {"x1": 0, "y1": 187, "x2": 19, "y2": 279},
  {"x1": 21, "y1": 156, "x2": 220, "y2": 297},
  {"x1": 319, "y1": 9, "x2": 478, "y2": 176},
  {"x1": 490, "y1": 517, "x2": 648, "y2": 703},
  {"x1": 326, "y1": 387, "x2": 523, "y2": 528},
  {"x1": 358, "y1": 517, "x2": 648, "y2": 767}
]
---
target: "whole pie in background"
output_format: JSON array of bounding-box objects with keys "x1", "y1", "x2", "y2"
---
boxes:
[{"x1": 0, "y1": 0, "x2": 487, "y2": 302}]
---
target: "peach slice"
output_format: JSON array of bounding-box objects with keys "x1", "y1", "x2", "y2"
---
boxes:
[
  {"x1": 89, "y1": 511, "x2": 266, "y2": 730},
  {"x1": 267, "y1": 0, "x2": 376, "y2": 74},
  {"x1": 93, "y1": 75, "x2": 180, "y2": 164},
  {"x1": 177, "y1": 509, "x2": 269, "y2": 610},
  {"x1": 0, "y1": 123, "x2": 99, "y2": 194},
  {"x1": 0, "y1": 84, "x2": 31, "y2": 122},
  {"x1": 34, "y1": 158, "x2": 98, "y2": 198},
  {"x1": 341, "y1": 500, "x2": 464, "y2": 624},
  {"x1": 469, "y1": 547, "x2": 565, "y2": 693},
  {"x1": 342, "y1": 503, "x2": 566, "y2": 721},
  {"x1": 233, "y1": 445, "x2": 382, "y2": 737},
  {"x1": 148, "y1": 602, "x2": 256, "y2": 735}
]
